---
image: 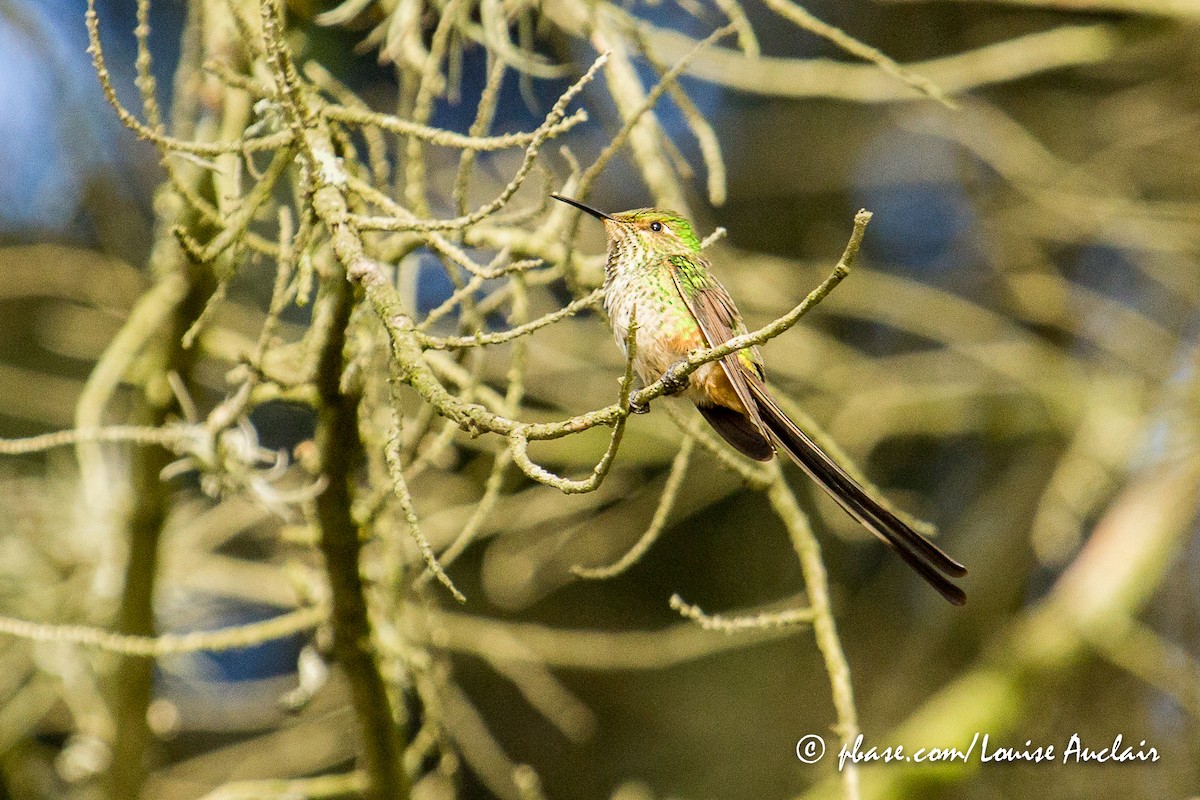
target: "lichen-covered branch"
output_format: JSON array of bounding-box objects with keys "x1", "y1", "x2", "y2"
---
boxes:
[{"x1": 10, "y1": 1, "x2": 1171, "y2": 799}]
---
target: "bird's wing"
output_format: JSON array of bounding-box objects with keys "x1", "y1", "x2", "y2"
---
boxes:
[{"x1": 666, "y1": 254, "x2": 768, "y2": 431}]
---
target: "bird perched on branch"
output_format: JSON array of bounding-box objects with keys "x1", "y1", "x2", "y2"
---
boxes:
[{"x1": 552, "y1": 194, "x2": 967, "y2": 605}]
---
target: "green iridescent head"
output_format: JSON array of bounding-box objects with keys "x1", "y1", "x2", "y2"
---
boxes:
[
  {"x1": 550, "y1": 194, "x2": 703, "y2": 254},
  {"x1": 608, "y1": 208, "x2": 702, "y2": 253}
]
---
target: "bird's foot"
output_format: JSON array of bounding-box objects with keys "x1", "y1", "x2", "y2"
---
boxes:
[
  {"x1": 660, "y1": 366, "x2": 690, "y2": 396},
  {"x1": 628, "y1": 398, "x2": 651, "y2": 415}
]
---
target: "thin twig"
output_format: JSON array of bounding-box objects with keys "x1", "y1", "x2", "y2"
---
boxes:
[
  {"x1": 573, "y1": 435, "x2": 695, "y2": 578},
  {"x1": 0, "y1": 605, "x2": 327, "y2": 656},
  {"x1": 669, "y1": 593, "x2": 817, "y2": 632}
]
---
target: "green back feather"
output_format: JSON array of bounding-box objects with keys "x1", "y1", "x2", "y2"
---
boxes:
[{"x1": 667, "y1": 253, "x2": 715, "y2": 293}]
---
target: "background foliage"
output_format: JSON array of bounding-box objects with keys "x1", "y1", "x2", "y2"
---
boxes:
[{"x1": 0, "y1": 1, "x2": 1197, "y2": 799}]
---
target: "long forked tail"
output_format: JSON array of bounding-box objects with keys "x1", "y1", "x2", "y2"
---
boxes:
[{"x1": 747, "y1": 383, "x2": 968, "y2": 605}]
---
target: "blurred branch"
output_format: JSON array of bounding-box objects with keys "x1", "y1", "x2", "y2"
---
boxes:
[
  {"x1": 881, "y1": 0, "x2": 1200, "y2": 16},
  {"x1": 1086, "y1": 614, "x2": 1200, "y2": 720},
  {"x1": 0, "y1": 604, "x2": 326, "y2": 656},
  {"x1": 79, "y1": 3, "x2": 230, "y2": 798},
  {"x1": 769, "y1": 468, "x2": 863, "y2": 800},
  {"x1": 669, "y1": 593, "x2": 817, "y2": 631},
  {"x1": 760, "y1": 0, "x2": 957, "y2": 107},
  {"x1": 198, "y1": 772, "x2": 367, "y2": 800},
  {"x1": 636, "y1": 22, "x2": 1118, "y2": 101},
  {"x1": 418, "y1": 610, "x2": 802, "y2": 671},
  {"x1": 573, "y1": 434, "x2": 695, "y2": 579}
]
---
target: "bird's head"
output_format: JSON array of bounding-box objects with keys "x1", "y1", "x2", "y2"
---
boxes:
[{"x1": 551, "y1": 195, "x2": 702, "y2": 263}]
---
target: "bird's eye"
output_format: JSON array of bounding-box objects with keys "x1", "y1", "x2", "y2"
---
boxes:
[{"x1": 649, "y1": 221, "x2": 663, "y2": 232}]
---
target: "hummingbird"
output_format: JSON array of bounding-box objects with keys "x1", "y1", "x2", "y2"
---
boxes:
[{"x1": 552, "y1": 194, "x2": 967, "y2": 605}]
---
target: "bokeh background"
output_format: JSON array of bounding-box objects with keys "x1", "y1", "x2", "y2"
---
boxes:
[{"x1": 0, "y1": 1, "x2": 1198, "y2": 799}]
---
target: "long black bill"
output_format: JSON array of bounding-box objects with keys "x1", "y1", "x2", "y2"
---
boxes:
[{"x1": 550, "y1": 193, "x2": 613, "y2": 221}]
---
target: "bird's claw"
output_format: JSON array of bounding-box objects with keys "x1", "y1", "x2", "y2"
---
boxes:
[
  {"x1": 660, "y1": 368, "x2": 689, "y2": 396},
  {"x1": 628, "y1": 399, "x2": 650, "y2": 415}
]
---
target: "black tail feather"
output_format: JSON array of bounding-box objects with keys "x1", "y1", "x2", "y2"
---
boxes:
[
  {"x1": 747, "y1": 384, "x2": 968, "y2": 606},
  {"x1": 697, "y1": 404, "x2": 775, "y2": 461}
]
